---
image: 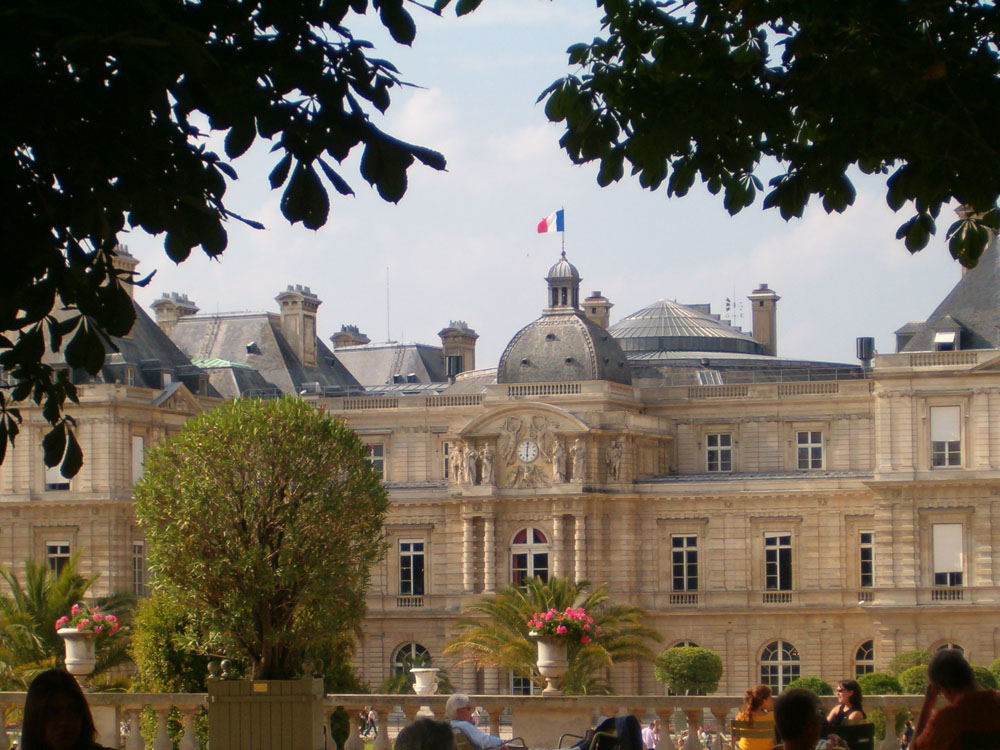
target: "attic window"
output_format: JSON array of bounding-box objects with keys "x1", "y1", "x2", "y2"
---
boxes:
[
  {"x1": 565, "y1": 357, "x2": 574, "y2": 364},
  {"x1": 406, "y1": 373, "x2": 418, "y2": 383},
  {"x1": 246, "y1": 341, "x2": 261, "y2": 355},
  {"x1": 520, "y1": 358, "x2": 530, "y2": 366},
  {"x1": 934, "y1": 331, "x2": 957, "y2": 351},
  {"x1": 545, "y1": 333, "x2": 556, "y2": 341}
]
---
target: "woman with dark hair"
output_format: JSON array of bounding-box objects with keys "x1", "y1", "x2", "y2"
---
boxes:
[
  {"x1": 20, "y1": 669, "x2": 110, "y2": 750},
  {"x1": 733, "y1": 684, "x2": 774, "y2": 750},
  {"x1": 395, "y1": 718, "x2": 457, "y2": 750},
  {"x1": 827, "y1": 679, "x2": 866, "y2": 726}
]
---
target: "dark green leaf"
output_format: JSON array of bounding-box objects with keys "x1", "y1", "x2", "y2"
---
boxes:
[
  {"x1": 269, "y1": 154, "x2": 293, "y2": 190},
  {"x1": 455, "y1": 0, "x2": 483, "y2": 15},
  {"x1": 225, "y1": 120, "x2": 256, "y2": 159},
  {"x1": 64, "y1": 323, "x2": 106, "y2": 375},
  {"x1": 61, "y1": 427, "x2": 83, "y2": 478},
  {"x1": 318, "y1": 160, "x2": 356, "y2": 197},
  {"x1": 42, "y1": 422, "x2": 67, "y2": 468}
]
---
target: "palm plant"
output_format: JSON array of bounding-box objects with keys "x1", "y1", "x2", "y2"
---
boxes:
[
  {"x1": 0, "y1": 555, "x2": 134, "y2": 688},
  {"x1": 444, "y1": 577, "x2": 661, "y2": 695}
]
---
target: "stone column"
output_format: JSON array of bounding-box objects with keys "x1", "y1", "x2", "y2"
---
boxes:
[
  {"x1": 879, "y1": 707, "x2": 901, "y2": 750},
  {"x1": 484, "y1": 515, "x2": 496, "y2": 593},
  {"x1": 574, "y1": 514, "x2": 587, "y2": 582},
  {"x1": 463, "y1": 516, "x2": 474, "y2": 593},
  {"x1": 553, "y1": 514, "x2": 565, "y2": 579}
]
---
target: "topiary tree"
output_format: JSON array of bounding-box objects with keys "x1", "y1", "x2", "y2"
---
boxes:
[
  {"x1": 785, "y1": 676, "x2": 834, "y2": 695},
  {"x1": 898, "y1": 665, "x2": 928, "y2": 695},
  {"x1": 973, "y1": 665, "x2": 998, "y2": 689},
  {"x1": 134, "y1": 396, "x2": 389, "y2": 680},
  {"x1": 857, "y1": 671, "x2": 902, "y2": 696},
  {"x1": 888, "y1": 650, "x2": 932, "y2": 677},
  {"x1": 654, "y1": 646, "x2": 723, "y2": 695},
  {"x1": 991, "y1": 657, "x2": 1000, "y2": 686}
]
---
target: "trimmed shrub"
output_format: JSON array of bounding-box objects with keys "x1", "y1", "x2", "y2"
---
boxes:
[
  {"x1": 991, "y1": 657, "x2": 1000, "y2": 685},
  {"x1": 785, "y1": 676, "x2": 834, "y2": 695},
  {"x1": 973, "y1": 665, "x2": 998, "y2": 689},
  {"x1": 887, "y1": 650, "x2": 932, "y2": 677},
  {"x1": 898, "y1": 665, "x2": 927, "y2": 694},
  {"x1": 653, "y1": 647, "x2": 723, "y2": 694},
  {"x1": 857, "y1": 671, "x2": 902, "y2": 696}
]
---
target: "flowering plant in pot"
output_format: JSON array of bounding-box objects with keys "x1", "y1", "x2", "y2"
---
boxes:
[
  {"x1": 55, "y1": 603, "x2": 121, "y2": 640},
  {"x1": 527, "y1": 606, "x2": 599, "y2": 644}
]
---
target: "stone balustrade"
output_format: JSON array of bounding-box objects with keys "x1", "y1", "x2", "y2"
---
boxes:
[{"x1": 0, "y1": 692, "x2": 926, "y2": 750}]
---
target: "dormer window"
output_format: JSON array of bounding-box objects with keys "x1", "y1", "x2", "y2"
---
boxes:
[{"x1": 934, "y1": 331, "x2": 957, "y2": 351}]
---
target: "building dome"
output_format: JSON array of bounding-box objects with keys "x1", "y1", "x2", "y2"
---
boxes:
[
  {"x1": 610, "y1": 299, "x2": 766, "y2": 356},
  {"x1": 498, "y1": 252, "x2": 631, "y2": 385},
  {"x1": 546, "y1": 251, "x2": 580, "y2": 282}
]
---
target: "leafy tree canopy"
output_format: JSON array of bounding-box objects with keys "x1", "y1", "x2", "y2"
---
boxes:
[
  {"x1": 444, "y1": 577, "x2": 661, "y2": 695},
  {"x1": 991, "y1": 657, "x2": 1000, "y2": 685},
  {"x1": 0, "y1": 0, "x2": 482, "y2": 475},
  {"x1": 653, "y1": 646, "x2": 723, "y2": 695},
  {"x1": 133, "y1": 396, "x2": 389, "y2": 679},
  {"x1": 785, "y1": 676, "x2": 833, "y2": 696},
  {"x1": 542, "y1": 0, "x2": 1000, "y2": 269},
  {"x1": 973, "y1": 664, "x2": 998, "y2": 689}
]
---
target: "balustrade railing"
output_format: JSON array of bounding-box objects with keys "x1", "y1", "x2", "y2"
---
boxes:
[{"x1": 0, "y1": 691, "x2": 925, "y2": 750}]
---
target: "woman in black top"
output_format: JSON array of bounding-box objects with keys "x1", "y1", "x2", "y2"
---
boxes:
[{"x1": 827, "y1": 679, "x2": 867, "y2": 726}]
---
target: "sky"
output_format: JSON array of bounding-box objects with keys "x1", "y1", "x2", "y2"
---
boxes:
[{"x1": 126, "y1": 1, "x2": 963, "y2": 371}]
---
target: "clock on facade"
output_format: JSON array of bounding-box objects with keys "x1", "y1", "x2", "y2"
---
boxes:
[{"x1": 516, "y1": 440, "x2": 539, "y2": 463}]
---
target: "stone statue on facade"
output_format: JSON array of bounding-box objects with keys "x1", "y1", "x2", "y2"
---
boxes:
[
  {"x1": 571, "y1": 438, "x2": 586, "y2": 481},
  {"x1": 552, "y1": 439, "x2": 567, "y2": 483},
  {"x1": 449, "y1": 443, "x2": 464, "y2": 483},
  {"x1": 499, "y1": 416, "x2": 523, "y2": 465},
  {"x1": 481, "y1": 444, "x2": 495, "y2": 485},
  {"x1": 465, "y1": 446, "x2": 479, "y2": 485},
  {"x1": 606, "y1": 439, "x2": 623, "y2": 481}
]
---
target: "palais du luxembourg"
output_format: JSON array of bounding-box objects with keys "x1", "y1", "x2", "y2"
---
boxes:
[{"x1": 3, "y1": 236, "x2": 1000, "y2": 697}]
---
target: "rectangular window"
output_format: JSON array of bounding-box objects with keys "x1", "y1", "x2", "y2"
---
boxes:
[
  {"x1": 765, "y1": 533, "x2": 792, "y2": 590},
  {"x1": 44, "y1": 460, "x2": 69, "y2": 491},
  {"x1": 366, "y1": 444, "x2": 384, "y2": 479},
  {"x1": 932, "y1": 523, "x2": 963, "y2": 586},
  {"x1": 131, "y1": 435, "x2": 145, "y2": 484},
  {"x1": 46, "y1": 541, "x2": 71, "y2": 576},
  {"x1": 511, "y1": 674, "x2": 536, "y2": 696},
  {"x1": 671, "y1": 535, "x2": 699, "y2": 591},
  {"x1": 446, "y1": 355, "x2": 463, "y2": 377},
  {"x1": 859, "y1": 531, "x2": 874, "y2": 588},
  {"x1": 133, "y1": 541, "x2": 149, "y2": 596},
  {"x1": 930, "y1": 406, "x2": 961, "y2": 468},
  {"x1": 443, "y1": 442, "x2": 449, "y2": 479},
  {"x1": 706, "y1": 433, "x2": 732, "y2": 472},
  {"x1": 797, "y1": 431, "x2": 823, "y2": 469},
  {"x1": 399, "y1": 540, "x2": 425, "y2": 596}
]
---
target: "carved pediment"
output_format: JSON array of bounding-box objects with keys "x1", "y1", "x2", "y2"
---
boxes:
[{"x1": 152, "y1": 383, "x2": 203, "y2": 414}]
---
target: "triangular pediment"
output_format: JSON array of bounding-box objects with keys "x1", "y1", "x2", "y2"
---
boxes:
[{"x1": 151, "y1": 382, "x2": 204, "y2": 414}]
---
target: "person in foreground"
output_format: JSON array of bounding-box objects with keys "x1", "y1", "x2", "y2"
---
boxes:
[
  {"x1": 21, "y1": 669, "x2": 112, "y2": 750},
  {"x1": 735, "y1": 684, "x2": 774, "y2": 750},
  {"x1": 772, "y1": 689, "x2": 847, "y2": 750},
  {"x1": 911, "y1": 648, "x2": 1000, "y2": 750},
  {"x1": 826, "y1": 680, "x2": 866, "y2": 726},
  {"x1": 396, "y1": 718, "x2": 457, "y2": 750},
  {"x1": 447, "y1": 693, "x2": 506, "y2": 749}
]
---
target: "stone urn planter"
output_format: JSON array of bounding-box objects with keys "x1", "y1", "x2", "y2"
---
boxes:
[
  {"x1": 530, "y1": 633, "x2": 568, "y2": 695},
  {"x1": 58, "y1": 628, "x2": 98, "y2": 677},
  {"x1": 410, "y1": 667, "x2": 440, "y2": 696}
]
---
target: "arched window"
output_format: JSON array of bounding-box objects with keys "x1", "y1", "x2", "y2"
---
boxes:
[
  {"x1": 854, "y1": 640, "x2": 875, "y2": 676},
  {"x1": 933, "y1": 641, "x2": 964, "y2": 655},
  {"x1": 511, "y1": 527, "x2": 549, "y2": 585},
  {"x1": 760, "y1": 640, "x2": 800, "y2": 692},
  {"x1": 391, "y1": 642, "x2": 429, "y2": 676}
]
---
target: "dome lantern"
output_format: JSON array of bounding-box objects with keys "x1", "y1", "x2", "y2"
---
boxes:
[{"x1": 545, "y1": 251, "x2": 581, "y2": 312}]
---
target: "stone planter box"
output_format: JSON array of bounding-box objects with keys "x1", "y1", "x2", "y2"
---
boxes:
[{"x1": 209, "y1": 678, "x2": 324, "y2": 750}]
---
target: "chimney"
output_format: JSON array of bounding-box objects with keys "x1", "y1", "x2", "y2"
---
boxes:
[
  {"x1": 331, "y1": 325, "x2": 371, "y2": 349},
  {"x1": 438, "y1": 320, "x2": 479, "y2": 377},
  {"x1": 747, "y1": 283, "x2": 780, "y2": 357},
  {"x1": 583, "y1": 290, "x2": 613, "y2": 329},
  {"x1": 150, "y1": 292, "x2": 199, "y2": 335},
  {"x1": 110, "y1": 245, "x2": 140, "y2": 300},
  {"x1": 275, "y1": 284, "x2": 321, "y2": 367}
]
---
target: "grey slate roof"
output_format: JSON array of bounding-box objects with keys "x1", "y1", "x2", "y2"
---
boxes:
[
  {"x1": 610, "y1": 299, "x2": 765, "y2": 356},
  {"x1": 901, "y1": 234, "x2": 1000, "y2": 351},
  {"x1": 497, "y1": 311, "x2": 632, "y2": 385},
  {"x1": 166, "y1": 312, "x2": 361, "y2": 396},
  {"x1": 333, "y1": 342, "x2": 447, "y2": 386}
]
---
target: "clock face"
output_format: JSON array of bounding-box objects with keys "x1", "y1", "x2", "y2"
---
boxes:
[{"x1": 516, "y1": 440, "x2": 539, "y2": 463}]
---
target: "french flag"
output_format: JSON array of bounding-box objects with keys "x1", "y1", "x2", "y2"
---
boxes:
[{"x1": 537, "y1": 209, "x2": 565, "y2": 233}]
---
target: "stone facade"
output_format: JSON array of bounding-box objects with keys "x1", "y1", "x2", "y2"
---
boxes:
[{"x1": 2, "y1": 246, "x2": 999, "y2": 699}]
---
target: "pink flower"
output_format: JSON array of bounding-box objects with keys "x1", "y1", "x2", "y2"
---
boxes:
[
  {"x1": 556, "y1": 625, "x2": 567, "y2": 634},
  {"x1": 581, "y1": 635, "x2": 590, "y2": 644},
  {"x1": 93, "y1": 613, "x2": 104, "y2": 621},
  {"x1": 70, "y1": 604, "x2": 81, "y2": 615},
  {"x1": 94, "y1": 626, "x2": 103, "y2": 634},
  {"x1": 55, "y1": 616, "x2": 69, "y2": 629},
  {"x1": 77, "y1": 619, "x2": 91, "y2": 629},
  {"x1": 583, "y1": 624, "x2": 590, "y2": 631}
]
